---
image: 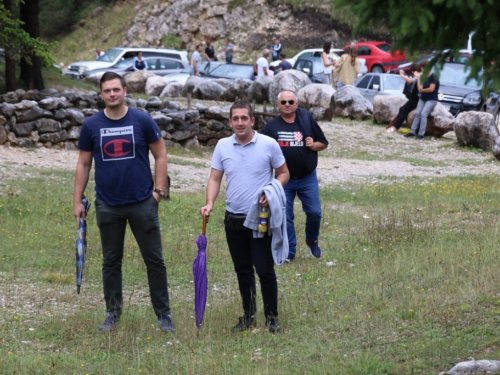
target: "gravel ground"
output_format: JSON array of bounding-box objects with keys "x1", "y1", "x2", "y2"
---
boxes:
[{"x1": 2, "y1": 119, "x2": 500, "y2": 194}]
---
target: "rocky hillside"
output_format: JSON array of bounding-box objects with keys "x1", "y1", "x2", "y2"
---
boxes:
[{"x1": 119, "y1": 0, "x2": 387, "y2": 61}]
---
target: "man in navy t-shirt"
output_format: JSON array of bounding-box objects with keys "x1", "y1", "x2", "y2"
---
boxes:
[
  {"x1": 73, "y1": 72, "x2": 174, "y2": 333},
  {"x1": 262, "y1": 90, "x2": 329, "y2": 261},
  {"x1": 277, "y1": 53, "x2": 292, "y2": 72}
]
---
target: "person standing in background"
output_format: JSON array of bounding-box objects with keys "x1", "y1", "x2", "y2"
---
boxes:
[
  {"x1": 254, "y1": 49, "x2": 270, "y2": 78},
  {"x1": 332, "y1": 44, "x2": 360, "y2": 89},
  {"x1": 95, "y1": 47, "x2": 104, "y2": 60},
  {"x1": 321, "y1": 41, "x2": 335, "y2": 85},
  {"x1": 277, "y1": 53, "x2": 292, "y2": 72},
  {"x1": 191, "y1": 44, "x2": 203, "y2": 76},
  {"x1": 271, "y1": 38, "x2": 282, "y2": 62},
  {"x1": 224, "y1": 38, "x2": 234, "y2": 63},
  {"x1": 133, "y1": 52, "x2": 148, "y2": 71},
  {"x1": 205, "y1": 40, "x2": 217, "y2": 61}
]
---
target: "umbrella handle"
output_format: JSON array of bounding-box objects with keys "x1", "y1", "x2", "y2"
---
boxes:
[{"x1": 202, "y1": 214, "x2": 207, "y2": 235}]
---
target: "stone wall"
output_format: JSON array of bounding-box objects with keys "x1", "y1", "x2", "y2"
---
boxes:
[{"x1": 0, "y1": 88, "x2": 268, "y2": 149}]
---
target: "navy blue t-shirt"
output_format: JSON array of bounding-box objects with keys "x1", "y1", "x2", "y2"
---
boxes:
[
  {"x1": 421, "y1": 73, "x2": 439, "y2": 102},
  {"x1": 78, "y1": 107, "x2": 162, "y2": 206},
  {"x1": 278, "y1": 60, "x2": 292, "y2": 71}
]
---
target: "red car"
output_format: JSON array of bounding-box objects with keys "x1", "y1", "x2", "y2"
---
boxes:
[{"x1": 343, "y1": 41, "x2": 406, "y2": 73}]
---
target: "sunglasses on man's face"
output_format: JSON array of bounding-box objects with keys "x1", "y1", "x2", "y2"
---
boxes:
[{"x1": 280, "y1": 100, "x2": 295, "y2": 105}]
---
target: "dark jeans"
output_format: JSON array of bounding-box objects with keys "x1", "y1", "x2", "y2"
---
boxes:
[
  {"x1": 95, "y1": 195, "x2": 171, "y2": 317},
  {"x1": 394, "y1": 98, "x2": 419, "y2": 129},
  {"x1": 224, "y1": 212, "x2": 278, "y2": 319}
]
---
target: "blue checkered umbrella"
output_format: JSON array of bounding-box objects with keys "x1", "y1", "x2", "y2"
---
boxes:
[{"x1": 76, "y1": 196, "x2": 91, "y2": 294}]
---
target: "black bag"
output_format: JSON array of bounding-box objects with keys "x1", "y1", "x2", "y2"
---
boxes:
[
  {"x1": 225, "y1": 211, "x2": 247, "y2": 232},
  {"x1": 403, "y1": 81, "x2": 415, "y2": 99}
]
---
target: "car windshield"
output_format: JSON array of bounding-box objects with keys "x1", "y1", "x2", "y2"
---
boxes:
[
  {"x1": 98, "y1": 48, "x2": 123, "y2": 63},
  {"x1": 210, "y1": 64, "x2": 253, "y2": 78},
  {"x1": 383, "y1": 75, "x2": 405, "y2": 90},
  {"x1": 438, "y1": 64, "x2": 482, "y2": 88},
  {"x1": 376, "y1": 43, "x2": 392, "y2": 52},
  {"x1": 110, "y1": 57, "x2": 134, "y2": 69}
]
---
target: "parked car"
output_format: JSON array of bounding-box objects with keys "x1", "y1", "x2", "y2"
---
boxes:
[
  {"x1": 165, "y1": 61, "x2": 225, "y2": 85},
  {"x1": 483, "y1": 91, "x2": 500, "y2": 128},
  {"x1": 63, "y1": 47, "x2": 189, "y2": 79},
  {"x1": 387, "y1": 50, "x2": 472, "y2": 75},
  {"x1": 354, "y1": 72, "x2": 406, "y2": 103},
  {"x1": 344, "y1": 42, "x2": 406, "y2": 73},
  {"x1": 203, "y1": 63, "x2": 255, "y2": 81},
  {"x1": 437, "y1": 62, "x2": 484, "y2": 116},
  {"x1": 292, "y1": 57, "x2": 323, "y2": 83},
  {"x1": 81, "y1": 56, "x2": 188, "y2": 80}
]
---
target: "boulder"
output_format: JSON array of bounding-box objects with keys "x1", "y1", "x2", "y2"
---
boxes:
[
  {"x1": 454, "y1": 111, "x2": 497, "y2": 151},
  {"x1": 183, "y1": 76, "x2": 205, "y2": 97},
  {"x1": 0, "y1": 103, "x2": 16, "y2": 117},
  {"x1": 330, "y1": 85, "x2": 373, "y2": 120},
  {"x1": 439, "y1": 360, "x2": 500, "y2": 375},
  {"x1": 247, "y1": 76, "x2": 273, "y2": 103},
  {"x1": 145, "y1": 76, "x2": 171, "y2": 96},
  {"x1": 145, "y1": 97, "x2": 162, "y2": 109},
  {"x1": 373, "y1": 95, "x2": 408, "y2": 124},
  {"x1": 192, "y1": 80, "x2": 227, "y2": 101},
  {"x1": 66, "y1": 108, "x2": 86, "y2": 126},
  {"x1": 222, "y1": 78, "x2": 253, "y2": 102},
  {"x1": 297, "y1": 84, "x2": 335, "y2": 110},
  {"x1": 407, "y1": 102, "x2": 455, "y2": 137},
  {"x1": 36, "y1": 118, "x2": 62, "y2": 133},
  {"x1": 160, "y1": 82, "x2": 184, "y2": 98},
  {"x1": 124, "y1": 70, "x2": 156, "y2": 93},
  {"x1": 309, "y1": 106, "x2": 333, "y2": 121},
  {"x1": 67, "y1": 126, "x2": 82, "y2": 140},
  {"x1": 13, "y1": 121, "x2": 36, "y2": 137},
  {"x1": 15, "y1": 106, "x2": 45, "y2": 123},
  {"x1": 38, "y1": 97, "x2": 68, "y2": 110},
  {"x1": 269, "y1": 70, "x2": 311, "y2": 104}
]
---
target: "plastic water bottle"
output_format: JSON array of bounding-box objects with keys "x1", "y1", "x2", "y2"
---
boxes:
[{"x1": 258, "y1": 206, "x2": 269, "y2": 233}]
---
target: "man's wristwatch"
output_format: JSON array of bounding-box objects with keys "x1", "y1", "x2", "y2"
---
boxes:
[{"x1": 154, "y1": 188, "x2": 167, "y2": 200}]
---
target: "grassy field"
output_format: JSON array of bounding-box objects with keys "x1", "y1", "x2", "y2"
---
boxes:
[{"x1": 2, "y1": 150, "x2": 500, "y2": 374}]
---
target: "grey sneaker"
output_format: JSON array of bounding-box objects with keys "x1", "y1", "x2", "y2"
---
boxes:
[
  {"x1": 267, "y1": 315, "x2": 281, "y2": 333},
  {"x1": 157, "y1": 314, "x2": 175, "y2": 332},
  {"x1": 98, "y1": 312, "x2": 120, "y2": 332},
  {"x1": 231, "y1": 315, "x2": 255, "y2": 333},
  {"x1": 416, "y1": 135, "x2": 424, "y2": 140}
]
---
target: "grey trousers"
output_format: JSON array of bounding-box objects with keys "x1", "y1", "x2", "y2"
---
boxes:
[
  {"x1": 410, "y1": 99, "x2": 437, "y2": 136},
  {"x1": 95, "y1": 195, "x2": 171, "y2": 317}
]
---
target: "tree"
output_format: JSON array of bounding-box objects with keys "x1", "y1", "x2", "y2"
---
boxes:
[
  {"x1": 19, "y1": 0, "x2": 43, "y2": 90},
  {"x1": 337, "y1": 0, "x2": 500, "y2": 91},
  {"x1": 0, "y1": 1, "x2": 53, "y2": 92}
]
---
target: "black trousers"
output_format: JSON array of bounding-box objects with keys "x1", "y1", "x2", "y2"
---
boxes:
[
  {"x1": 95, "y1": 195, "x2": 171, "y2": 317},
  {"x1": 394, "y1": 98, "x2": 419, "y2": 129},
  {"x1": 224, "y1": 212, "x2": 278, "y2": 319}
]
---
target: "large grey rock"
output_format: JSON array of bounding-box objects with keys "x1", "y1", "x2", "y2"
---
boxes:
[
  {"x1": 192, "y1": 80, "x2": 227, "y2": 100},
  {"x1": 39, "y1": 97, "x2": 68, "y2": 110},
  {"x1": 309, "y1": 106, "x2": 333, "y2": 121},
  {"x1": 222, "y1": 78, "x2": 253, "y2": 102},
  {"x1": 373, "y1": 95, "x2": 408, "y2": 124},
  {"x1": 13, "y1": 121, "x2": 36, "y2": 137},
  {"x1": 269, "y1": 70, "x2": 311, "y2": 104},
  {"x1": 160, "y1": 82, "x2": 184, "y2": 98},
  {"x1": 439, "y1": 360, "x2": 500, "y2": 375},
  {"x1": 297, "y1": 84, "x2": 335, "y2": 110},
  {"x1": 124, "y1": 70, "x2": 156, "y2": 93},
  {"x1": 454, "y1": 111, "x2": 497, "y2": 151},
  {"x1": 407, "y1": 102, "x2": 455, "y2": 137},
  {"x1": 36, "y1": 118, "x2": 62, "y2": 133},
  {"x1": 0, "y1": 103, "x2": 16, "y2": 117},
  {"x1": 247, "y1": 77, "x2": 273, "y2": 103},
  {"x1": 183, "y1": 76, "x2": 205, "y2": 97},
  {"x1": 67, "y1": 126, "x2": 82, "y2": 140},
  {"x1": 145, "y1": 76, "x2": 171, "y2": 96},
  {"x1": 145, "y1": 97, "x2": 162, "y2": 109},
  {"x1": 15, "y1": 106, "x2": 45, "y2": 123},
  {"x1": 66, "y1": 108, "x2": 86, "y2": 126},
  {"x1": 14, "y1": 100, "x2": 38, "y2": 111},
  {"x1": 330, "y1": 85, "x2": 373, "y2": 120},
  {"x1": 151, "y1": 113, "x2": 173, "y2": 128}
]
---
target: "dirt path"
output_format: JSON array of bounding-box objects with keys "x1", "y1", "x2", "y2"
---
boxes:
[{"x1": 1, "y1": 120, "x2": 499, "y2": 194}]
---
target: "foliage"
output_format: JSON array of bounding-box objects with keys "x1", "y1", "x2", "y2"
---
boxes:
[
  {"x1": 336, "y1": 0, "x2": 500, "y2": 91},
  {"x1": 0, "y1": 3, "x2": 54, "y2": 67},
  {"x1": 161, "y1": 34, "x2": 183, "y2": 50}
]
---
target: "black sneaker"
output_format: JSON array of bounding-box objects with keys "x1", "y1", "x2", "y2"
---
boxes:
[
  {"x1": 404, "y1": 132, "x2": 415, "y2": 138},
  {"x1": 416, "y1": 135, "x2": 424, "y2": 140},
  {"x1": 267, "y1": 315, "x2": 281, "y2": 333},
  {"x1": 231, "y1": 315, "x2": 255, "y2": 333},
  {"x1": 98, "y1": 312, "x2": 120, "y2": 332},
  {"x1": 157, "y1": 314, "x2": 175, "y2": 332},
  {"x1": 307, "y1": 239, "x2": 322, "y2": 258}
]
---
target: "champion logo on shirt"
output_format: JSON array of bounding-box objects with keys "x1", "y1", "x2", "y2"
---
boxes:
[
  {"x1": 276, "y1": 131, "x2": 304, "y2": 147},
  {"x1": 100, "y1": 126, "x2": 136, "y2": 161}
]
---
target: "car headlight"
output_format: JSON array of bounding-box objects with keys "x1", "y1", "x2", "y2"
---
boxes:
[{"x1": 463, "y1": 95, "x2": 481, "y2": 105}]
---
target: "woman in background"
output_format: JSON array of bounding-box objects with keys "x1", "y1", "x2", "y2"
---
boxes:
[
  {"x1": 332, "y1": 44, "x2": 360, "y2": 89},
  {"x1": 321, "y1": 41, "x2": 335, "y2": 85},
  {"x1": 133, "y1": 52, "x2": 148, "y2": 71}
]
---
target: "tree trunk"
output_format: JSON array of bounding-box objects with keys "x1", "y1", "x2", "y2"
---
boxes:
[
  {"x1": 19, "y1": 0, "x2": 44, "y2": 90},
  {"x1": 2, "y1": 0, "x2": 17, "y2": 92}
]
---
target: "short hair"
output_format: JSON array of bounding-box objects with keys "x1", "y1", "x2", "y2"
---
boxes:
[
  {"x1": 100, "y1": 72, "x2": 126, "y2": 90},
  {"x1": 263, "y1": 48, "x2": 269, "y2": 55},
  {"x1": 230, "y1": 101, "x2": 254, "y2": 119},
  {"x1": 196, "y1": 44, "x2": 203, "y2": 50},
  {"x1": 279, "y1": 52, "x2": 286, "y2": 59},
  {"x1": 410, "y1": 62, "x2": 421, "y2": 72},
  {"x1": 277, "y1": 89, "x2": 297, "y2": 101}
]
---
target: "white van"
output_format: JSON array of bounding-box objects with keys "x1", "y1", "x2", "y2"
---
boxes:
[{"x1": 63, "y1": 47, "x2": 189, "y2": 79}]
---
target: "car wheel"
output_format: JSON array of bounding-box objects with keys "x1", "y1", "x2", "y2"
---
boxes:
[{"x1": 371, "y1": 65, "x2": 384, "y2": 73}]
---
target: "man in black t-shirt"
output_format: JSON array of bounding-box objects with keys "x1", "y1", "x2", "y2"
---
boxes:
[{"x1": 262, "y1": 90, "x2": 329, "y2": 261}]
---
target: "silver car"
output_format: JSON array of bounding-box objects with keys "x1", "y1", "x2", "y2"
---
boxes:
[
  {"x1": 81, "y1": 57, "x2": 188, "y2": 80},
  {"x1": 354, "y1": 73, "x2": 405, "y2": 103}
]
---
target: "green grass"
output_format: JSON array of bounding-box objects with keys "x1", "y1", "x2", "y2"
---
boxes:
[{"x1": 2, "y1": 166, "x2": 500, "y2": 374}]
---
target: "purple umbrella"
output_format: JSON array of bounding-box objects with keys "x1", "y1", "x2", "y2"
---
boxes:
[
  {"x1": 76, "y1": 195, "x2": 91, "y2": 294},
  {"x1": 193, "y1": 214, "x2": 208, "y2": 330}
]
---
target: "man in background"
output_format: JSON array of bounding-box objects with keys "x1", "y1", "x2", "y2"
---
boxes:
[
  {"x1": 191, "y1": 44, "x2": 203, "y2": 76},
  {"x1": 254, "y1": 49, "x2": 270, "y2": 78},
  {"x1": 224, "y1": 38, "x2": 234, "y2": 63}
]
